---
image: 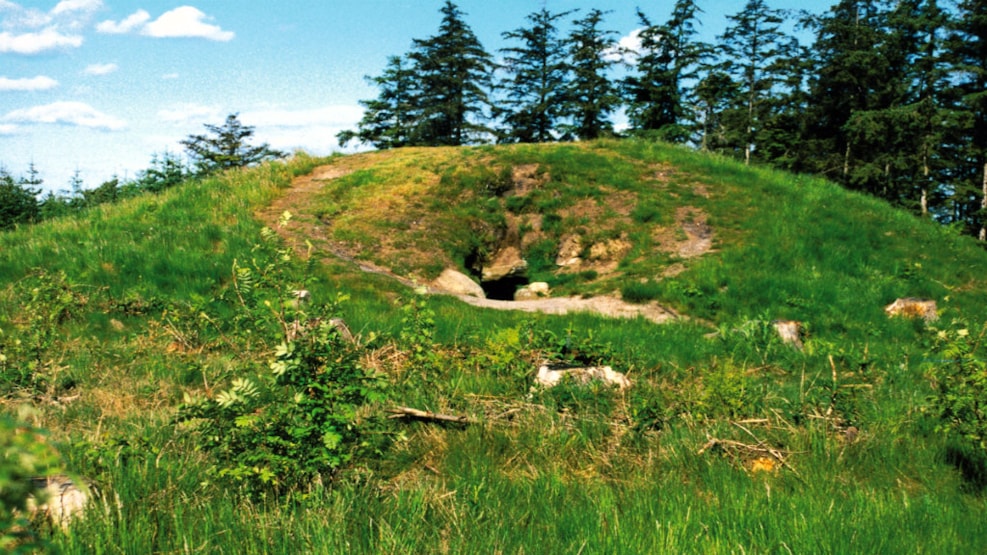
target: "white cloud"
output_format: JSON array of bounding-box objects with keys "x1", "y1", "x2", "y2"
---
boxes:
[
  {"x1": 157, "y1": 103, "x2": 223, "y2": 124},
  {"x1": 2, "y1": 101, "x2": 126, "y2": 130},
  {"x1": 50, "y1": 0, "x2": 102, "y2": 16},
  {"x1": 0, "y1": 75, "x2": 58, "y2": 91},
  {"x1": 0, "y1": 123, "x2": 19, "y2": 135},
  {"x1": 161, "y1": 72, "x2": 180, "y2": 80},
  {"x1": 0, "y1": 3, "x2": 52, "y2": 28},
  {"x1": 83, "y1": 62, "x2": 118, "y2": 76},
  {"x1": 0, "y1": 28, "x2": 82, "y2": 54},
  {"x1": 604, "y1": 29, "x2": 645, "y2": 64},
  {"x1": 142, "y1": 6, "x2": 234, "y2": 41},
  {"x1": 95, "y1": 9, "x2": 150, "y2": 34}
]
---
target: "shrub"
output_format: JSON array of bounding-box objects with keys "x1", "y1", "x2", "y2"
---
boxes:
[
  {"x1": 0, "y1": 270, "x2": 85, "y2": 396},
  {"x1": 176, "y1": 299, "x2": 389, "y2": 498},
  {"x1": 925, "y1": 321, "x2": 987, "y2": 487}
]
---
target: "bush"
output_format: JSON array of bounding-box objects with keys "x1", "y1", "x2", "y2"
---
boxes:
[
  {"x1": 925, "y1": 321, "x2": 987, "y2": 486},
  {"x1": 176, "y1": 299, "x2": 389, "y2": 498}
]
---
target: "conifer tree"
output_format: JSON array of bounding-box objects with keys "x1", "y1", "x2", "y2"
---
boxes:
[
  {"x1": 622, "y1": 1, "x2": 705, "y2": 142},
  {"x1": 181, "y1": 114, "x2": 284, "y2": 175},
  {"x1": 948, "y1": 0, "x2": 987, "y2": 238},
  {"x1": 0, "y1": 168, "x2": 40, "y2": 231},
  {"x1": 565, "y1": 8, "x2": 621, "y2": 140},
  {"x1": 495, "y1": 8, "x2": 572, "y2": 143},
  {"x1": 802, "y1": 0, "x2": 889, "y2": 189},
  {"x1": 337, "y1": 55, "x2": 419, "y2": 149},
  {"x1": 716, "y1": 0, "x2": 789, "y2": 165},
  {"x1": 408, "y1": 1, "x2": 493, "y2": 146}
]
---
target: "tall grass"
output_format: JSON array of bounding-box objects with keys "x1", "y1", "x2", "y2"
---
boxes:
[{"x1": 3, "y1": 142, "x2": 987, "y2": 553}]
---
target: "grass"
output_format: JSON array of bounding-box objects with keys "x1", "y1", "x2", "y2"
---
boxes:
[{"x1": 2, "y1": 140, "x2": 987, "y2": 552}]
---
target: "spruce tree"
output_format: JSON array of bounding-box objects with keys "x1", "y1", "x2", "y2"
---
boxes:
[
  {"x1": 948, "y1": 0, "x2": 987, "y2": 238},
  {"x1": 337, "y1": 55, "x2": 419, "y2": 149},
  {"x1": 622, "y1": 1, "x2": 705, "y2": 142},
  {"x1": 408, "y1": 1, "x2": 493, "y2": 146},
  {"x1": 802, "y1": 0, "x2": 890, "y2": 191},
  {"x1": 495, "y1": 8, "x2": 572, "y2": 143},
  {"x1": 181, "y1": 114, "x2": 284, "y2": 175},
  {"x1": 565, "y1": 8, "x2": 621, "y2": 140},
  {"x1": 0, "y1": 168, "x2": 40, "y2": 231},
  {"x1": 716, "y1": 0, "x2": 789, "y2": 165}
]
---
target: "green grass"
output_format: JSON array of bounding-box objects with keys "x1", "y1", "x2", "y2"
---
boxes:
[{"x1": 3, "y1": 141, "x2": 987, "y2": 552}]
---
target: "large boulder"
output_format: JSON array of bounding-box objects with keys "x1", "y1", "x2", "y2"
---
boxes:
[
  {"x1": 432, "y1": 268, "x2": 486, "y2": 298},
  {"x1": 482, "y1": 246, "x2": 528, "y2": 282}
]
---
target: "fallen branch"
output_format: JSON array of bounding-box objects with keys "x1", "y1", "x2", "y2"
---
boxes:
[{"x1": 387, "y1": 406, "x2": 475, "y2": 426}]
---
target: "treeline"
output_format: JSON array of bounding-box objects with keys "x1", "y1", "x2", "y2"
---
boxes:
[
  {"x1": 0, "y1": 114, "x2": 282, "y2": 231},
  {"x1": 0, "y1": 152, "x2": 189, "y2": 231},
  {"x1": 339, "y1": 0, "x2": 987, "y2": 239}
]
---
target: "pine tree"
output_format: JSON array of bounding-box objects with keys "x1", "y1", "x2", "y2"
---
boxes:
[
  {"x1": 565, "y1": 8, "x2": 621, "y2": 140},
  {"x1": 181, "y1": 114, "x2": 284, "y2": 175},
  {"x1": 408, "y1": 1, "x2": 493, "y2": 146},
  {"x1": 495, "y1": 8, "x2": 572, "y2": 143},
  {"x1": 716, "y1": 0, "x2": 789, "y2": 165},
  {"x1": 622, "y1": 1, "x2": 705, "y2": 142},
  {"x1": 947, "y1": 0, "x2": 987, "y2": 238},
  {"x1": 0, "y1": 167, "x2": 40, "y2": 231},
  {"x1": 337, "y1": 56, "x2": 420, "y2": 149},
  {"x1": 802, "y1": 0, "x2": 896, "y2": 192}
]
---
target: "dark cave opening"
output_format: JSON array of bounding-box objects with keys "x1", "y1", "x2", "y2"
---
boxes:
[{"x1": 481, "y1": 275, "x2": 529, "y2": 301}]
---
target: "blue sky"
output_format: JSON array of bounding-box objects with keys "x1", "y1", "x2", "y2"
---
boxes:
[{"x1": 1, "y1": 1, "x2": 827, "y2": 192}]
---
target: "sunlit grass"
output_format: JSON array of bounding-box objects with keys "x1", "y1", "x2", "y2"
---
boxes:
[{"x1": 2, "y1": 142, "x2": 987, "y2": 552}]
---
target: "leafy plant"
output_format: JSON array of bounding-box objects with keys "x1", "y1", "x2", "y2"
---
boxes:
[
  {"x1": 176, "y1": 300, "x2": 388, "y2": 498},
  {"x1": 925, "y1": 321, "x2": 987, "y2": 487},
  {"x1": 0, "y1": 270, "x2": 85, "y2": 395},
  {"x1": 1, "y1": 413, "x2": 63, "y2": 553}
]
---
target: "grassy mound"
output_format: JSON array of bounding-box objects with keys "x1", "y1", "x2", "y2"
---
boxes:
[{"x1": 2, "y1": 141, "x2": 987, "y2": 553}]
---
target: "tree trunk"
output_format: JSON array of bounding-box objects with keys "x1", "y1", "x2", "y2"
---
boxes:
[
  {"x1": 980, "y1": 161, "x2": 987, "y2": 241},
  {"x1": 843, "y1": 142, "x2": 851, "y2": 179},
  {"x1": 921, "y1": 154, "x2": 929, "y2": 216}
]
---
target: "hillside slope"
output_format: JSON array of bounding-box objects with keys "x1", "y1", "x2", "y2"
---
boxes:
[
  {"x1": 2, "y1": 141, "x2": 987, "y2": 553},
  {"x1": 266, "y1": 140, "x2": 987, "y2": 338}
]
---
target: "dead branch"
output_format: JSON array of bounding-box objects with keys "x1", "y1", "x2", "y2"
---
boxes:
[{"x1": 387, "y1": 406, "x2": 476, "y2": 426}]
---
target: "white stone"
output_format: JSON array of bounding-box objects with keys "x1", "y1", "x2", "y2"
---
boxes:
[{"x1": 534, "y1": 364, "x2": 631, "y2": 390}]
